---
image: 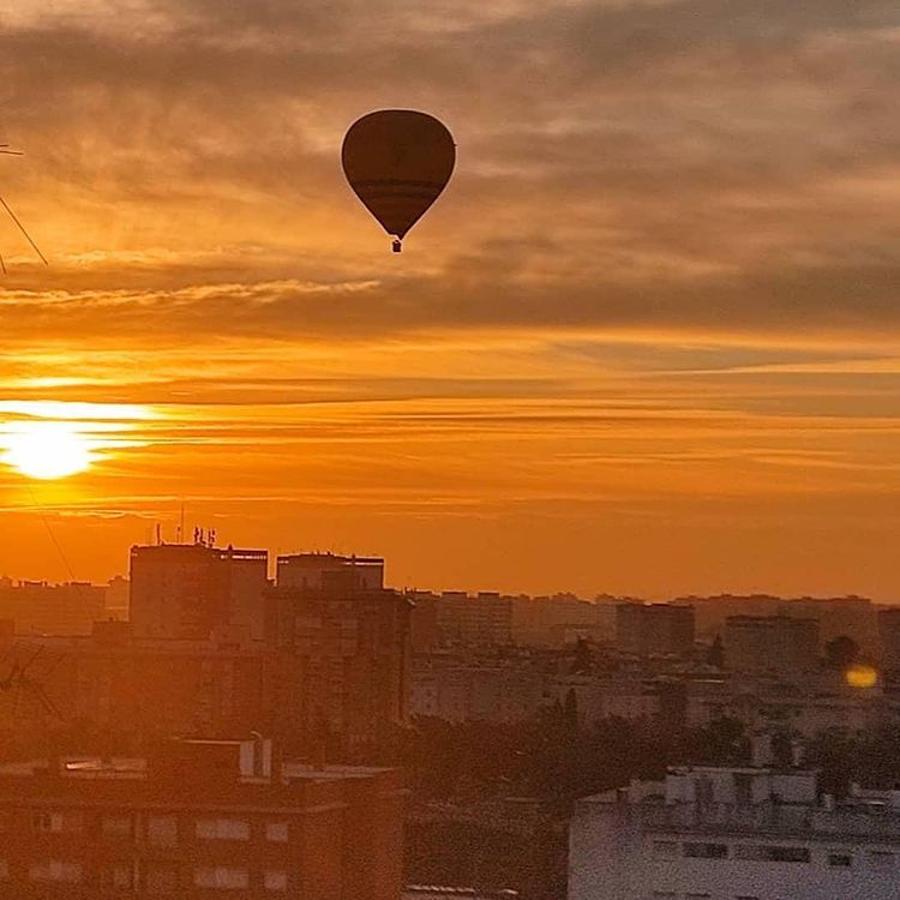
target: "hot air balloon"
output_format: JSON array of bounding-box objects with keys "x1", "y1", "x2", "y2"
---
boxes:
[{"x1": 342, "y1": 109, "x2": 455, "y2": 253}]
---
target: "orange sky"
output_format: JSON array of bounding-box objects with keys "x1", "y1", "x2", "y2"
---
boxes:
[{"x1": 0, "y1": 0, "x2": 898, "y2": 598}]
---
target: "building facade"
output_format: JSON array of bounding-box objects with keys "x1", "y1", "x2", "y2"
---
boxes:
[
  {"x1": 615, "y1": 603, "x2": 696, "y2": 658},
  {"x1": 0, "y1": 736, "x2": 403, "y2": 899},
  {"x1": 571, "y1": 764, "x2": 900, "y2": 900},
  {"x1": 0, "y1": 581, "x2": 106, "y2": 636},
  {"x1": 723, "y1": 615, "x2": 820, "y2": 675},
  {"x1": 129, "y1": 543, "x2": 269, "y2": 641}
]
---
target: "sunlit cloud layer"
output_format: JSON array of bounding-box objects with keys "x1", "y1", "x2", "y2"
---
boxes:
[{"x1": 0, "y1": 0, "x2": 898, "y2": 597}]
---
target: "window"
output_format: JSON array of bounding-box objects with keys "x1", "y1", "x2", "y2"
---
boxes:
[
  {"x1": 29, "y1": 860, "x2": 82, "y2": 883},
  {"x1": 735, "y1": 844, "x2": 809, "y2": 863},
  {"x1": 265, "y1": 870, "x2": 288, "y2": 891},
  {"x1": 194, "y1": 867, "x2": 250, "y2": 889},
  {"x1": 147, "y1": 815, "x2": 178, "y2": 847},
  {"x1": 266, "y1": 821, "x2": 289, "y2": 843},
  {"x1": 101, "y1": 815, "x2": 132, "y2": 837},
  {"x1": 828, "y1": 852, "x2": 853, "y2": 867},
  {"x1": 195, "y1": 818, "x2": 250, "y2": 841},
  {"x1": 684, "y1": 842, "x2": 728, "y2": 859}
]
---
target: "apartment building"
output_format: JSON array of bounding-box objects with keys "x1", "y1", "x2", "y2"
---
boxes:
[
  {"x1": 0, "y1": 736, "x2": 403, "y2": 899},
  {"x1": 570, "y1": 763, "x2": 900, "y2": 899}
]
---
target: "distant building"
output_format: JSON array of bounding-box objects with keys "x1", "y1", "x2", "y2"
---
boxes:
[
  {"x1": 436, "y1": 592, "x2": 514, "y2": 647},
  {"x1": 723, "y1": 615, "x2": 820, "y2": 674},
  {"x1": 688, "y1": 594, "x2": 878, "y2": 655},
  {"x1": 104, "y1": 575, "x2": 130, "y2": 620},
  {"x1": 129, "y1": 543, "x2": 269, "y2": 641},
  {"x1": 615, "y1": 603, "x2": 695, "y2": 657},
  {"x1": 685, "y1": 671, "x2": 887, "y2": 736},
  {"x1": 276, "y1": 552, "x2": 384, "y2": 593},
  {"x1": 0, "y1": 580, "x2": 106, "y2": 635},
  {"x1": 0, "y1": 735, "x2": 403, "y2": 899},
  {"x1": 267, "y1": 556, "x2": 411, "y2": 757},
  {"x1": 408, "y1": 591, "x2": 441, "y2": 653},
  {"x1": 879, "y1": 608, "x2": 900, "y2": 674},
  {"x1": 570, "y1": 763, "x2": 900, "y2": 900},
  {"x1": 411, "y1": 659, "x2": 547, "y2": 724}
]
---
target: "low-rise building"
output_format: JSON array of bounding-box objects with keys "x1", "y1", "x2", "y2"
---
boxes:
[
  {"x1": 0, "y1": 736, "x2": 404, "y2": 899},
  {"x1": 570, "y1": 763, "x2": 900, "y2": 899}
]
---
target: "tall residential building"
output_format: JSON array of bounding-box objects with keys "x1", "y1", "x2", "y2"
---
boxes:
[
  {"x1": 267, "y1": 554, "x2": 411, "y2": 759},
  {"x1": 129, "y1": 543, "x2": 269, "y2": 641},
  {"x1": 723, "y1": 615, "x2": 820, "y2": 674},
  {"x1": 0, "y1": 736, "x2": 403, "y2": 899},
  {"x1": 0, "y1": 581, "x2": 106, "y2": 635},
  {"x1": 570, "y1": 764, "x2": 900, "y2": 900},
  {"x1": 615, "y1": 603, "x2": 696, "y2": 657}
]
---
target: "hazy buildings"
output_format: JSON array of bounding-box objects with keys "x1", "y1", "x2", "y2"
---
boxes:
[
  {"x1": 0, "y1": 580, "x2": 106, "y2": 635},
  {"x1": 615, "y1": 603, "x2": 696, "y2": 658},
  {"x1": 265, "y1": 559, "x2": 411, "y2": 757},
  {"x1": 408, "y1": 591, "x2": 618, "y2": 653},
  {"x1": 723, "y1": 615, "x2": 820, "y2": 674},
  {"x1": 129, "y1": 543, "x2": 269, "y2": 641},
  {"x1": 0, "y1": 545, "x2": 411, "y2": 762},
  {"x1": 689, "y1": 594, "x2": 878, "y2": 656},
  {"x1": 434, "y1": 592, "x2": 514, "y2": 647},
  {"x1": 276, "y1": 552, "x2": 384, "y2": 593},
  {"x1": 0, "y1": 735, "x2": 403, "y2": 899},
  {"x1": 570, "y1": 763, "x2": 900, "y2": 900}
]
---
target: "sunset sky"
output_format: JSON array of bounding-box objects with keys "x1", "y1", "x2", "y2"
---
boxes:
[{"x1": 0, "y1": 0, "x2": 898, "y2": 598}]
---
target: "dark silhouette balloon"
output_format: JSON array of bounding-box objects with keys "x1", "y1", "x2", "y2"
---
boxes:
[{"x1": 342, "y1": 110, "x2": 455, "y2": 252}]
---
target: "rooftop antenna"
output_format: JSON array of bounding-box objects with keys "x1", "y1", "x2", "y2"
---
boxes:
[{"x1": 0, "y1": 145, "x2": 48, "y2": 272}]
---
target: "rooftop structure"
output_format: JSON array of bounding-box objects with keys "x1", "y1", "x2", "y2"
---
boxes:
[
  {"x1": 129, "y1": 543, "x2": 269, "y2": 641},
  {"x1": 570, "y1": 760, "x2": 900, "y2": 899},
  {"x1": 275, "y1": 552, "x2": 384, "y2": 593}
]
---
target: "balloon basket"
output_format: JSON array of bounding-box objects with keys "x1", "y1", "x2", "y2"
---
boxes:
[{"x1": 392, "y1": 239, "x2": 402, "y2": 253}]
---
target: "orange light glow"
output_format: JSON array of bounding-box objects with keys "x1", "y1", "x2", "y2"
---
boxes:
[{"x1": 845, "y1": 665, "x2": 879, "y2": 690}]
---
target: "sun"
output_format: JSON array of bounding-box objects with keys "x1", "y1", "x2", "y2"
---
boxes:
[{"x1": 2, "y1": 420, "x2": 95, "y2": 480}]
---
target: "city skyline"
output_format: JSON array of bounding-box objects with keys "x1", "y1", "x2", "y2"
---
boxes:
[{"x1": 1, "y1": 0, "x2": 899, "y2": 600}]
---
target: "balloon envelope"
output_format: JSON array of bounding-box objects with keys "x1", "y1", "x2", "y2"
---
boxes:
[{"x1": 342, "y1": 110, "x2": 455, "y2": 244}]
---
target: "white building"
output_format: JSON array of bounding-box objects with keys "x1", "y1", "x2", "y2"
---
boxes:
[{"x1": 570, "y1": 764, "x2": 900, "y2": 900}]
